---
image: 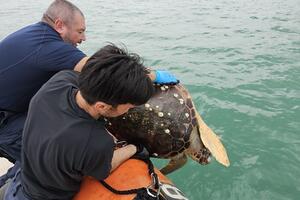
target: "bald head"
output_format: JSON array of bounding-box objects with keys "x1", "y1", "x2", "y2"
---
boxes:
[
  {"x1": 42, "y1": 0, "x2": 84, "y2": 26},
  {"x1": 42, "y1": 0, "x2": 86, "y2": 46}
]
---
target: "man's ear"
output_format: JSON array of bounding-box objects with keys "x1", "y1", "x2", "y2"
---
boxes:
[
  {"x1": 54, "y1": 18, "x2": 65, "y2": 34},
  {"x1": 94, "y1": 102, "x2": 112, "y2": 113}
]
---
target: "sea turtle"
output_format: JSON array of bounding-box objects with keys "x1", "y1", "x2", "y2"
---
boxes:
[{"x1": 106, "y1": 84, "x2": 230, "y2": 174}]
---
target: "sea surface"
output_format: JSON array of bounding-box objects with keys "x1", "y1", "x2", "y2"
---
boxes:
[{"x1": 1, "y1": 0, "x2": 299, "y2": 199}]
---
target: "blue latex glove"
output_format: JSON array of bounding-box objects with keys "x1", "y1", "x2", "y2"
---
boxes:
[{"x1": 154, "y1": 70, "x2": 179, "y2": 85}]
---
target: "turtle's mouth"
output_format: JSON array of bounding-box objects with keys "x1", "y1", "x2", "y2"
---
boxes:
[{"x1": 198, "y1": 148, "x2": 212, "y2": 165}]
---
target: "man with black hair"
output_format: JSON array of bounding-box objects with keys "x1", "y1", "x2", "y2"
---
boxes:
[
  {"x1": 0, "y1": 44, "x2": 158, "y2": 200},
  {"x1": 0, "y1": 0, "x2": 178, "y2": 185}
]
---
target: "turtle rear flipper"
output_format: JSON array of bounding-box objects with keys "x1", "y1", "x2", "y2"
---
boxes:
[
  {"x1": 196, "y1": 112, "x2": 230, "y2": 167},
  {"x1": 185, "y1": 124, "x2": 211, "y2": 164},
  {"x1": 160, "y1": 154, "x2": 187, "y2": 175}
]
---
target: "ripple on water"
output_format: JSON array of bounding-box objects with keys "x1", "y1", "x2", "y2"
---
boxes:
[{"x1": 1, "y1": 0, "x2": 300, "y2": 199}]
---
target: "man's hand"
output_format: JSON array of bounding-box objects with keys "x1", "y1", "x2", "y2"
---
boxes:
[{"x1": 153, "y1": 70, "x2": 179, "y2": 85}]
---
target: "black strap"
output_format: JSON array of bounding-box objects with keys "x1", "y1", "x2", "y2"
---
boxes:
[
  {"x1": 99, "y1": 157, "x2": 159, "y2": 195},
  {"x1": 100, "y1": 179, "x2": 145, "y2": 195},
  {"x1": 142, "y1": 157, "x2": 159, "y2": 189}
]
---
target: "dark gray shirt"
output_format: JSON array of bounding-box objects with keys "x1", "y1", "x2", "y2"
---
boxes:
[{"x1": 21, "y1": 70, "x2": 115, "y2": 200}]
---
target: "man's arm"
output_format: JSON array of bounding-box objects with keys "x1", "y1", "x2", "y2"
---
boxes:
[
  {"x1": 110, "y1": 144, "x2": 137, "y2": 172},
  {"x1": 74, "y1": 56, "x2": 89, "y2": 72}
]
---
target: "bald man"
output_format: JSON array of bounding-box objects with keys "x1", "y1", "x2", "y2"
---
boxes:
[
  {"x1": 0, "y1": 0, "x2": 179, "y2": 167},
  {"x1": 0, "y1": 0, "x2": 89, "y2": 164}
]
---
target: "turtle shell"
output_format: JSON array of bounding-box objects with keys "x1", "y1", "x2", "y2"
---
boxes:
[{"x1": 106, "y1": 84, "x2": 199, "y2": 158}]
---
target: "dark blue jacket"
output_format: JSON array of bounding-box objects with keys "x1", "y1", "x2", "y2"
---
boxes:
[{"x1": 0, "y1": 22, "x2": 86, "y2": 113}]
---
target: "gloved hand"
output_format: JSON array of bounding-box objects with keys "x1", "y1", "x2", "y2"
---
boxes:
[
  {"x1": 133, "y1": 143, "x2": 150, "y2": 159},
  {"x1": 154, "y1": 70, "x2": 179, "y2": 85}
]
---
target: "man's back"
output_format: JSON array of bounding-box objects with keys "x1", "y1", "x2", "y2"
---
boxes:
[
  {"x1": 0, "y1": 22, "x2": 85, "y2": 113},
  {"x1": 21, "y1": 71, "x2": 114, "y2": 200}
]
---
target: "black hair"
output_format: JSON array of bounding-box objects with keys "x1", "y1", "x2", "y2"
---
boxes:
[{"x1": 79, "y1": 44, "x2": 155, "y2": 106}]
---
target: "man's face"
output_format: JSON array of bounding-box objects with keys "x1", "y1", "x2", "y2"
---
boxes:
[
  {"x1": 102, "y1": 103, "x2": 136, "y2": 118},
  {"x1": 62, "y1": 12, "x2": 86, "y2": 46}
]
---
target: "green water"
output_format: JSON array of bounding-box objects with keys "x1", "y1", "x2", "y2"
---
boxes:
[{"x1": 1, "y1": 0, "x2": 300, "y2": 199}]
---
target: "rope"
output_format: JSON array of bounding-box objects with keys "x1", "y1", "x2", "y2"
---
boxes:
[
  {"x1": 144, "y1": 157, "x2": 159, "y2": 190},
  {"x1": 100, "y1": 180, "x2": 146, "y2": 195},
  {"x1": 99, "y1": 157, "x2": 160, "y2": 195}
]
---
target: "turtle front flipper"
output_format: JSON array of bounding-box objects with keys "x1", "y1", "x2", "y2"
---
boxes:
[
  {"x1": 160, "y1": 154, "x2": 187, "y2": 175},
  {"x1": 196, "y1": 112, "x2": 230, "y2": 167}
]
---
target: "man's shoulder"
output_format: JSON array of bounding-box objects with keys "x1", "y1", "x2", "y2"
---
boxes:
[
  {"x1": 45, "y1": 70, "x2": 79, "y2": 87},
  {"x1": 0, "y1": 22, "x2": 60, "y2": 54},
  {"x1": 4, "y1": 22, "x2": 53, "y2": 39},
  {"x1": 21, "y1": 22, "x2": 56, "y2": 35},
  {"x1": 31, "y1": 70, "x2": 78, "y2": 103},
  {"x1": 52, "y1": 70, "x2": 79, "y2": 81}
]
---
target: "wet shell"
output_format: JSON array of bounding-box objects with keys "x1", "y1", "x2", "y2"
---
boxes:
[{"x1": 106, "y1": 84, "x2": 208, "y2": 159}]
